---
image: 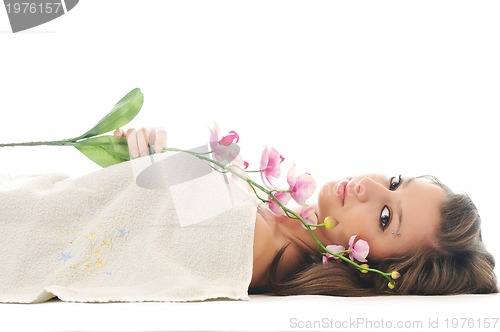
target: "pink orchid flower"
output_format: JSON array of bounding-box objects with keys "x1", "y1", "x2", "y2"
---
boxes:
[
  {"x1": 267, "y1": 191, "x2": 291, "y2": 214},
  {"x1": 348, "y1": 235, "x2": 370, "y2": 263},
  {"x1": 323, "y1": 244, "x2": 346, "y2": 264},
  {"x1": 228, "y1": 154, "x2": 250, "y2": 186},
  {"x1": 299, "y1": 206, "x2": 318, "y2": 230},
  {"x1": 231, "y1": 154, "x2": 249, "y2": 170},
  {"x1": 209, "y1": 123, "x2": 242, "y2": 165},
  {"x1": 287, "y1": 164, "x2": 316, "y2": 206},
  {"x1": 260, "y1": 145, "x2": 284, "y2": 188}
]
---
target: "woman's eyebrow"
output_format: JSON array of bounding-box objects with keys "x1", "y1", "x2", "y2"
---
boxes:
[{"x1": 397, "y1": 177, "x2": 415, "y2": 232}]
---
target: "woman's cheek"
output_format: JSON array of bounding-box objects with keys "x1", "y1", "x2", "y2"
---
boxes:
[
  {"x1": 317, "y1": 200, "x2": 335, "y2": 224},
  {"x1": 328, "y1": 225, "x2": 350, "y2": 248}
]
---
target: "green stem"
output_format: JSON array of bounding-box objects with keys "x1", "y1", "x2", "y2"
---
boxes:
[
  {"x1": 0, "y1": 139, "x2": 75, "y2": 147},
  {"x1": 1, "y1": 137, "x2": 395, "y2": 284}
]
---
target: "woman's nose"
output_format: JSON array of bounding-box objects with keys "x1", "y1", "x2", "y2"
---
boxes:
[{"x1": 354, "y1": 177, "x2": 384, "y2": 203}]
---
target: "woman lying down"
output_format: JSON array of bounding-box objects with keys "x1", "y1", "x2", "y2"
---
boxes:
[{"x1": 0, "y1": 126, "x2": 497, "y2": 303}]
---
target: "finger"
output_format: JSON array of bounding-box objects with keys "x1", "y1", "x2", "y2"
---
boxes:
[
  {"x1": 153, "y1": 128, "x2": 167, "y2": 153},
  {"x1": 126, "y1": 128, "x2": 139, "y2": 159},
  {"x1": 114, "y1": 128, "x2": 124, "y2": 139},
  {"x1": 137, "y1": 127, "x2": 151, "y2": 157},
  {"x1": 148, "y1": 128, "x2": 156, "y2": 146}
]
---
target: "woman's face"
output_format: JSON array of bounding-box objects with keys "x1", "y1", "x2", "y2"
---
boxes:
[{"x1": 317, "y1": 174, "x2": 445, "y2": 259}]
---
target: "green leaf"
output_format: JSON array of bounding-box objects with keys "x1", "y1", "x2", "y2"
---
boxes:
[
  {"x1": 73, "y1": 88, "x2": 144, "y2": 141},
  {"x1": 73, "y1": 135, "x2": 131, "y2": 168}
]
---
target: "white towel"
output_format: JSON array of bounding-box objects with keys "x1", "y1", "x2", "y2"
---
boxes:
[{"x1": 0, "y1": 151, "x2": 258, "y2": 303}]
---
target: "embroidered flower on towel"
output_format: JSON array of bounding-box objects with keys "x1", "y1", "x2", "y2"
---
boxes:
[
  {"x1": 58, "y1": 252, "x2": 73, "y2": 263},
  {"x1": 117, "y1": 228, "x2": 129, "y2": 238}
]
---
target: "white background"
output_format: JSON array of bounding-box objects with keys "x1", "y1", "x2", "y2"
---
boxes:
[{"x1": 1, "y1": 1, "x2": 499, "y2": 331}]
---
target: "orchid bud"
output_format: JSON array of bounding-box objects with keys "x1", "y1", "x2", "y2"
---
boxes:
[
  {"x1": 359, "y1": 264, "x2": 369, "y2": 273},
  {"x1": 391, "y1": 271, "x2": 401, "y2": 280},
  {"x1": 324, "y1": 216, "x2": 336, "y2": 230},
  {"x1": 388, "y1": 281, "x2": 396, "y2": 289}
]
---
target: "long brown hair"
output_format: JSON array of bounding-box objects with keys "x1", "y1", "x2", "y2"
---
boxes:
[{"x1": 264, "y1": 176, "x2": 498, "y2": 296}]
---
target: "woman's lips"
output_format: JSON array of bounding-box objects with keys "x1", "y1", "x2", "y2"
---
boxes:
[{"x1": 337, "y1": 180, "x2": 349, "y2": 206}]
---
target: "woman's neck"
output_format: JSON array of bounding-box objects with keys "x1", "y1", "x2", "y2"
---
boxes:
[
  {"x1": 252, "y1": 203, "x2": 334, "y2": 288},
  {"x1": 257, "y1": 203, "x2": 330, "y2": 257}
]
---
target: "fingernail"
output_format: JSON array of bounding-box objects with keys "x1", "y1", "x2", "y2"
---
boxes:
[
  {"x1": 130, "y1": 150, "x2": 139, "y2": 159},
  {"x1": 154, "y1": 144, "x2": 163, "y2": 154}
]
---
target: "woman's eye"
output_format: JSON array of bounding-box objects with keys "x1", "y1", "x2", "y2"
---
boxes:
[
  {"x1": 380, "y1": 205, "x2": 391, "y2": 231},
  {"x1": 389, "y1": 174, "x2": 402, "y2": 191}
]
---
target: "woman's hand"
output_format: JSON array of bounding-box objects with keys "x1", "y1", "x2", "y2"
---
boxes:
[{"x1": 113, "y1": 126, "x2": 167, "y2": 159}]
